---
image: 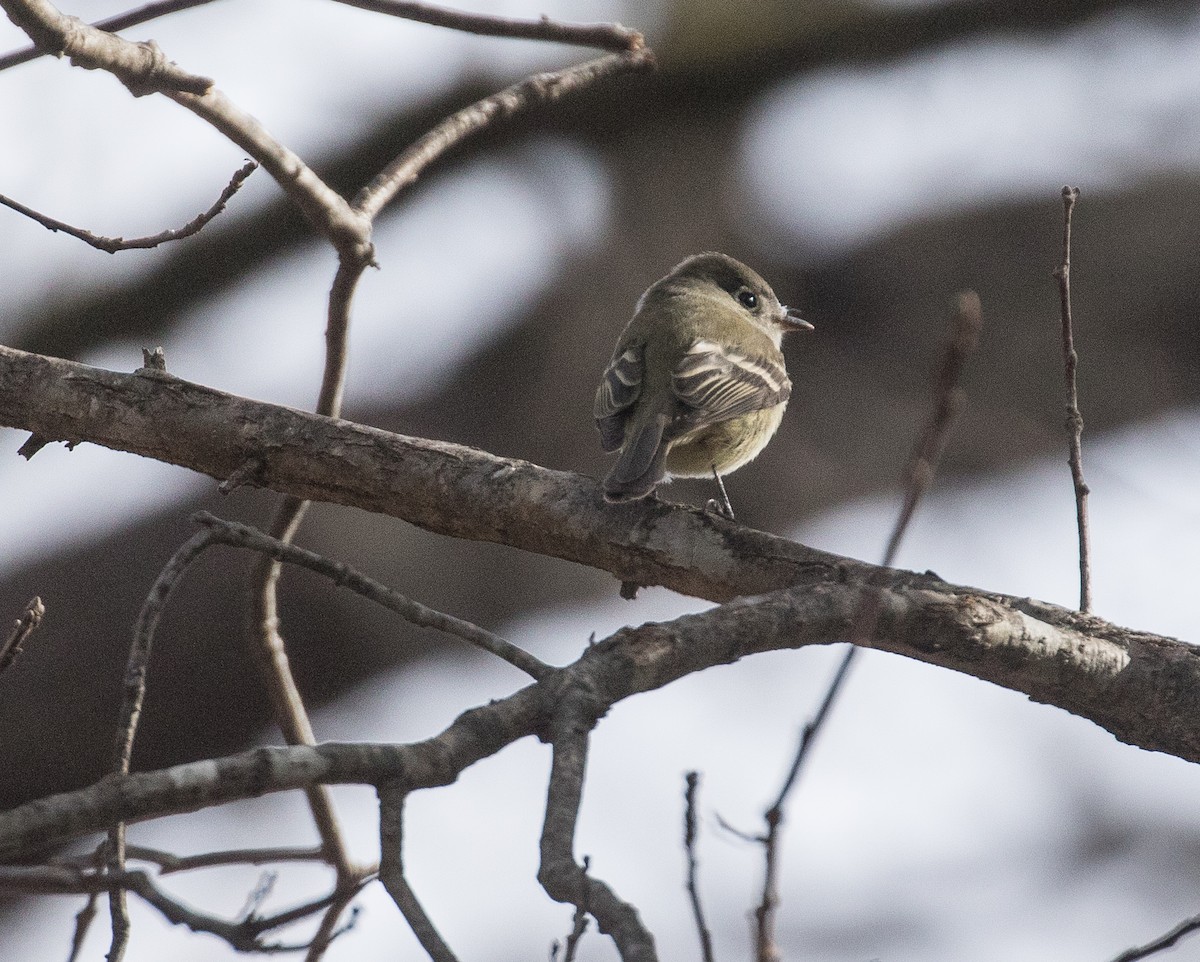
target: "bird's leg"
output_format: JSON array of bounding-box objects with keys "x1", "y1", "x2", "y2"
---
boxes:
[{"x1": 705, "y1": 465, "x2": 735, "y2": 520}]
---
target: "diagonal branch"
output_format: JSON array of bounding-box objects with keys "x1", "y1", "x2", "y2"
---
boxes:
[
  {"x1": 0, "y1": 0, "x2": 212, "y2": 93},
  {"x1": 0, "y1": 595, "x2": 44, "y2": 677},
  {"x1": 0, "y1": 0, "x2": 219, "y2": 73},
  {"x1": 0, "y1": 571, "x2": 1198, "y2": 865},
  {"x1": 0, "y1": 161, "x2": 256, "y2": 253},
  {"x1": 353, "y1": 48, "x2": 654, "y2": 220},
  {"x1": 752, "y1": 290, "x2": 982, "y2": 962},
  {"x1": 331, "y1": 0, "x2": 643, "y2": 52},
  {"x1": 0, "y1": 0, "x2": 371, "y2": 257},
  {"x1": 0, "y1": 344, "x2": 1194, "y2": 764},
  {"x1": 1108, "y1": 912, "x2": 1200, "y2": 962},
  {"x1": 195, "y1": 512, "x2": 552, "y2": 678}
]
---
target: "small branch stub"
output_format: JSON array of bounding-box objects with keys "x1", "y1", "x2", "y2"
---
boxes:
[
  {"x1": 0, "y1": 596, "x2": 45, "y2": 676},
  {"x1": 140, "y1": 347, "x2": 166, "y2": 372}
]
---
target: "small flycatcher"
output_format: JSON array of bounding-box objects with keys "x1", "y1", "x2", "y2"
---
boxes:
[{"x1": 594, "y1": 252, "x2": 812, "y2": 517}]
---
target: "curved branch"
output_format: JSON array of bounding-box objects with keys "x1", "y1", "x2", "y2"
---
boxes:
[
  {"x1": 331, "y1": 0, "x2": 643, "y2": 52},
  {"x1": 0, "y1": 343, "x2": 1196, "y2": 755},
  {"x1": 353, "y1": 49, "x2": 654, "y2": 219},
  {"x1": 0, "y1": 572, "x2": 1197, "y2": 864},
  {"x1": 0, "y1": 0, "x2": 372, "y2": 258},
  {"x1": 0, "y1": 161, "x2": 257, "y2": 253},
  {"x1": 539, "y1": 680, "x2": 656, "y2": 961}
]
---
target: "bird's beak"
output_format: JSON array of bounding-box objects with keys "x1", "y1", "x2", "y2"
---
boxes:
[{"x1": 778, "y1": 308, "x2": 814, "y2": 332}]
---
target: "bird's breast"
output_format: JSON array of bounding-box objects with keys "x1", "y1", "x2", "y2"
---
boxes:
[{"x1": 664, "y1": 403, "x2": 787, "y2": 478}]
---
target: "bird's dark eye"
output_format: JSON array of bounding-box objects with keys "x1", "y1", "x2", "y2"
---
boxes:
[{"x1": 737, "y1": 289, "x2": 758, "y2": 310}]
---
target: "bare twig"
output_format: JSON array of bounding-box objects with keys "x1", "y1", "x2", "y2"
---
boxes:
[
  {"x1": 66, "y1": 890, "x2": 100, "y2": 962},
  {"x1": 108, "y1": 527, "x2": 219, "y2": 962},
  {"x1": 751, "y1": 646, "x2": 857, "y2": 962},
  {"x1": 1, "y1": 860, "x2": 373, "y2": 953},
  {"x1": 353, "y1": 48, "x2": 653, "y2": 220},
  {"x1": 0, "y1": 0, "x2": 371, "y2": 257},
  {"x1": 752, "y1": 291, "x2": 982, "y2": 962},
  {"x1": 113, "y1": 529, "x2": 218, "y2": 780},
  {"x1": 102, "y1": 503, "x2": 541, "y2": 950},
  {"x1": 378, "y1": 781, "x2": 461, "y2": 962},
  {"x1": 196, "y1": 512, "x2": 551, "y2": 678},
  {"x1": 140, "y1": 346, "x2": 166, "y2": 372},
  {"x1": 237, "y1": 255, "x2": 366, "y2": 883},
  {"x1": 1108, "y1": 912, "x2": 1200, "y2": 962},
  {"x1": 683, "y1": 772, "x2": 716, "y2": 962},
  {"x1": 0, "y1": 595, "x2": 44, "y2": 677},
  {"x1": 118, "y1": 843, "x2": 327, "y2": 874},
  {"x1": 0, "y1": 0, "x2": 641, "y2": 71},
  {"x1": 333, "y1": 0, "x2": 642, "y2": 51},
  {"x1": 104, "y1": 521, "x2": 358, "y2": 956},
  {"x1": 236, "y1": 870, "x2": 278, "y2": 923},
  {"x1": 1053, "y1": 186, "x2": 1092, "y2": 612},
  {"x1": 0, "y1": 161, "x2": 256, "y2": 253},
  {"x1": 883, "y1": 289, "x2": 983, "y2": 571}
]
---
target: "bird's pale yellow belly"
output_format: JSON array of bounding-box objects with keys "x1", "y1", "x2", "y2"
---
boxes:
[{"x1": 664, "y1": 403, "x2": 787, "y2": 478}]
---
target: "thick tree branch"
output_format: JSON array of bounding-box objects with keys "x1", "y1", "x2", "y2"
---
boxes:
[
  {"x1": 0, "y1": 345, "x2": 869, "y2": 600},
  {"x1": 539, "y1": 680, "x2": 655, "y2": 962},
  {"x1": 0, "y1": 0, "x2": 211, "y2": 93},
  {"x1": 0, "y1": 345, "x2": 1197, "y2": 762},
  {"x1": 0, "y1": 0, "x2": 218, "y2": 72},
  {"x1": 0, "y1": 575, "x2": 1196, "y2": 865}
]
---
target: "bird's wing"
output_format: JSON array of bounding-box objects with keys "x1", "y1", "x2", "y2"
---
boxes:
[
  {"x1": 672, "y1": 339, "x2": 791, "y2": 428},
  {"x1": 594, "y1": 343, "x2": 644, "y2": 452}
]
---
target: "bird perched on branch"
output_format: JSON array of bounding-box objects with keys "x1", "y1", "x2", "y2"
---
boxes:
[{"x1": 594, "y1": 252, "x2": 812, "y2": 518}]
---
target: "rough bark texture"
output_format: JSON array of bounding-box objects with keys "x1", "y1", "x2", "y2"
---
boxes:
[
  {"x1": 1, "y1": 343, "x2": 1198, "y2": 775},
  {"x1": 0, "y1": 580, "x2": 1197, "y2": 865}
]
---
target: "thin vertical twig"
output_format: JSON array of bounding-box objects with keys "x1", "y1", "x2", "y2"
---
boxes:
[
  {"x1": 751, "y1": 291, "x2": 983, "y2": 962},
  {"x1": 539, "y1": 689, "x2": 656, "y2": 961},
  {"x1": 1053, "y1": 185, "x2": 1092, "y2": 612},
  {"x1": 683, "y1": 773, "x2": 716, "y2": 962},
  {"x1": 109, "y1": 528, "x2": 220, "y2": 962}
]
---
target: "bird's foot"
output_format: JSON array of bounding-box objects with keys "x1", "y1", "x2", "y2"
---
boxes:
[
  {"x1": 707, "y1": 466, "x2": 736, "y2": 521},
  {"x1": 704, "y1": 497, "x2": 735, "y2": 521}
]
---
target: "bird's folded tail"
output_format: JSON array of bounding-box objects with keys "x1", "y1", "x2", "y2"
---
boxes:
[{"x1": 603, "y1": 411, "x2": 671, "y2": 503}]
